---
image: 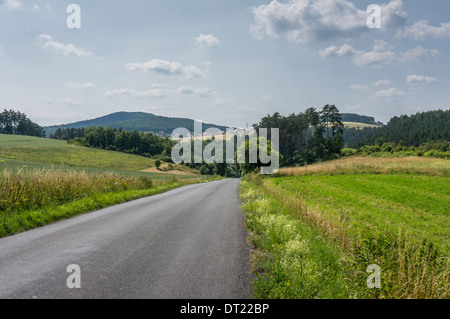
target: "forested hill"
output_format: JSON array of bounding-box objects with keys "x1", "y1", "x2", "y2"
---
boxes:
[
  {"x1": 341, "y1": 113, "x2": 380, "y2": 125},
  {"x1": 344, "y1": 110, "x2": 449, "y2": 147},
  {"x1": 44, "y1": 112, "x2": 228, "y2": 137}
]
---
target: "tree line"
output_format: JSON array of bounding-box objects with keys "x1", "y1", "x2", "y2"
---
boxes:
[
  {"x1": 254, "y1": 104, "x2": 344, "y2": 167},
  {"x1": 344, "y1": 110, "x2": 449, "y2": 148},
  {"x1": 68, "y1": 126, "x2": 175, "y2": 159},
  {"x1": 0, "y1": 109, "x2": 45, "y2": 137}
]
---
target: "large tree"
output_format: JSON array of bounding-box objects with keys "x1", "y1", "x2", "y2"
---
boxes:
[{"x1": 0, "y1": 109, "x2": 44, "y2": 137}]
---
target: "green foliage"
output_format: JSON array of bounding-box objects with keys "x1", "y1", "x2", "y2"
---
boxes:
[
  {"x1": 254, "y1": 104, "x2": 344, "y2": 167},
  {"x1": 343, "y1": 140, "x2": 450, "y2": 159},
  {"x1": 0, "y1": 109, "x2": 44, "y2": 137},
  {"x1": 69, "y1": 126, "x2": 175, "y2": 159},
  {"x1": 240, "y1": 180, "x2": 350, "y2": 299},
  {"x1": 344, "y1": 110, "x2": 450, "y2": 148},
  {"x1": 341, "y1": 113, "x2": 378, "y2": 125}
]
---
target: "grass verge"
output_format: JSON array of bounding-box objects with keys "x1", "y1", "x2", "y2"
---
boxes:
[
  {"x1": 241, "y1": 160, "x2": 449, "y2": 298},
  {"x1": 0, "y1": 168, "x2": 218, "y2": 238}
]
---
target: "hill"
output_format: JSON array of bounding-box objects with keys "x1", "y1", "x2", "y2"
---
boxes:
[
  {"x1": 341, "y1": 113, "x2": 381, "y2": 125},
  {"x1": 0, "y1": 134, "x2": 199, "y2": 176},
  {"x1": 343, "y1": 109, "x2": 450, "y2": 147},
  {"x1": 44, "y1": 112, "x2": 228, "y2": 137}
]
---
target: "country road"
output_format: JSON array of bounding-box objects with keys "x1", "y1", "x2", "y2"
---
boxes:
[{"x1": 0, "y1": 179, "x2": 252, "y2": 299}]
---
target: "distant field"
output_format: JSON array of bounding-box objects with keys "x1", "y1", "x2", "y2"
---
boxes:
[
  {"x1": 343, "y1": 121, "x2": 381, "y2": 129},
  {"x1": 0, "y1": 134, "x2": 156, "y2": 171},
  {"x1": 277, "y1": 156, "x2": 449, "y2": 177}
]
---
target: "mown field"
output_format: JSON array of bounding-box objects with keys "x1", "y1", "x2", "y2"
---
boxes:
[
  {"x1": 240, "y1": 156, "x2": 449, "y2": 299},
  {"x1": 0, "y1": 134, "x2": 212, "y2": 237}
]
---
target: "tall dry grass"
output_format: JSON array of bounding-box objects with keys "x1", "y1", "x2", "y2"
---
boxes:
[
  {"x1": 277, "y1": 156, "x2": 449, "y2": 177},
  {"x1": 0, "y1": 169, "x2": 155, "y2": 213}
]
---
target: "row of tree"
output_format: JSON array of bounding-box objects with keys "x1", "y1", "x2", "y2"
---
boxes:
[
  {"x1": 254, "y1": 104, "x2": 344, "y2": 167},
  {"x1": 0, "y1": 109, "x2": 45, "y2": 137},
  {"x1": 344, "y1": 110, "x2": 449, "y2": 148},
  {"x1": 69, "y1": 126, "x2": 175, "y2": 158},
  {"x1": 50, "y1": 127, "x2": 86, "y2": 140}
]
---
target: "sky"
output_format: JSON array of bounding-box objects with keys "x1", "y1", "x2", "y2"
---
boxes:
[{"x1": 0, "y1": 0, "x2": 449, "y2": 129}]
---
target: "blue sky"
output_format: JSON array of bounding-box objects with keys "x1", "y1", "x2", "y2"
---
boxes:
[{"x1": 0, "y1": 0, "x2": 449, "y2": 128}]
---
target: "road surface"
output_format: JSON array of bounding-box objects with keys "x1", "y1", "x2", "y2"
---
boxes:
[{"x1": 0, "y1": 179, "x2": 252, "y2": 299}]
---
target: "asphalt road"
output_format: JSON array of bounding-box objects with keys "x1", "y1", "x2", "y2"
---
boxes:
[{"x1": 0, "y1": 178, "x2": 252, "y2": 299}]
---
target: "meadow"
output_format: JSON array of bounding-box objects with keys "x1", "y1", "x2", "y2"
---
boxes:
[
  {"x1": 0, "y1": 134, "x2": 211, "y2": 237},
  {"x1": 240, "y1": 157, "x2": 449, "y2": 299}
]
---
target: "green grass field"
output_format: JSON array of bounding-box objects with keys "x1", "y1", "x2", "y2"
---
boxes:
[
  {"x1": 0, "y1": 134, "x2": 156, "y2": 171},
  {"x1": 240, "y1": 157, "x2": 450, "y2": 299},
  {"x1": 0, "y1": 133, "x2": 213, "y2": 237},
  {"x1": 267, "y1": 174, "x2": 449, "y2": 254}
]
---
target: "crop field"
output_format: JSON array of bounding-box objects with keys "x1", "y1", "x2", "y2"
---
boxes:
[{"x1": 240, "y1": 157, "x2": 449, "y2": 299}]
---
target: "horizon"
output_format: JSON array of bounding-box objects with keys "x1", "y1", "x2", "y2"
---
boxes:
[{"x1": 1, "y1": 1, "x2": 449, "y2": 128}]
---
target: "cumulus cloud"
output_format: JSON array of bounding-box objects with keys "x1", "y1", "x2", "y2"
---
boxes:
[
  {"x1": 126, "y1": 59, "x2": 208, "y2": 78},
  {"x1": 43, "y1": 97, "x2": 82, "y2": 106},
  {"x1": 401, "y1": 46, "x2": 441, "y2": 61},
  {"x1": 65, "y1": 82, "x2": 96, "y2": 90},
  {"x1": 318, "y1": 44, "x2": 357, "y2": 58},
  {"x1": 195, "y1": 34, "x2": 220, "y2": 48},
  {"x1": 251, "y1": 0, "x2": 407, "y2": 43},
  {"x1": 0, "y1": 0, "x2": 22, "y2": 9},
  {"x1": 373, "y1": 80, "x2": 392, "y2": 87},
  {"x1": 350, "y1": 84, "x2": 369, "y2": 91},
  {"x1": 397, "y1": 20, "x2": 450, "y2": 40},
  {"x1": 320, "y1": 40, "x2": 441, "y2": 68},
  {"x1": 406, "y1": 75, "x2": 437, "y2": 84},
  {"x1": 105, "y1": 85, "x2": 214, "y2": 99},
  {"x1": 370, "y1": 87, "x2": 406, "y2": 101},
  {"x1": 35, "y1": 34, "x2": 92, "y2": 57}
]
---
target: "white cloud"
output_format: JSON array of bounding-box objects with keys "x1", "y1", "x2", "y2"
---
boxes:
[
  {"x1": 176, "y1": 86, "x2": 215, "y2": 97},
  {"x1": 126, "y1": 59, "x2": 208, "y2": 78},
  {"x1": 373, "y1": 80, "x2": 391, "y2": 87},
  {"x1": 319, "y1": 44, "x2": 357, "y2": 58},
  {"x1": 397, "y1": 20, "x2": 450, "y2": 40},
  {"x1": 406, "y1": 75, "x2": 437, "y2": 84},
  {"x1": 65, "y1": 82, "x2": 96, "y2": 90},
  {"x1": 251, "y1": 0, "x2": 407, "y2": 43},
  {"x1": 320, "y1": 40, "x2": 441, "y2": 68},
  {"x1": 43, "y1": 97, "x2": 82, "y2": 106},
  {"x1": 105, "y1": 85, "x2": 214, "y2": 99},
  {"x1": 401, "y1": 46, "x2": 441, "y2": 62},
  {"x1": 35, "y1": 34, "x2": 92, "y2": 58},
  {"x1": 195, "y1": 34, "x2": 220, "y2": 48},
  {"x1": 1, "y1": 0, "x2": 22, "y2": 9},
  {"x1": 350, "y1": 84, "x2": 369, "y2": 91},
  {"x1": 370, "y1": 87, "x2": 406, "y2": 101},
  {"x1": 0, "y1": 46, "x2": 5, "y2": 56},
  {"x1": 352, "y1": 40, "x2": 397, "y2": 68},
  {"x1": 31, "y1": 1, "x2": 39, "y2": 10}
]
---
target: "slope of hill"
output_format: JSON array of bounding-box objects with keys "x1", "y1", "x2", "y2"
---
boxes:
[
  {"x1": 44, "y1": 112, "x2": 228, "y2": 137},
  {"x1": 341, "y1": 113, "x2": 381, "y2": 125},
  {"x1": 344, "y1": 110, "x2": 449, "y2": 148},
  {"x1": 0, "y1": 134, "x2": 199, "y2": 176}
]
